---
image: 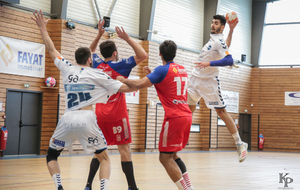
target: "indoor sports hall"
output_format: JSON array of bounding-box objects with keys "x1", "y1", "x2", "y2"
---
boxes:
[{"x1": 0, "y1": 0, "x2": 299, "y2": 190}]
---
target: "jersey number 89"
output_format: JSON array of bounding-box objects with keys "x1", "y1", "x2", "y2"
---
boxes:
[{"x1": 113, "y1": 126, "x2": 122, "y2": 134}]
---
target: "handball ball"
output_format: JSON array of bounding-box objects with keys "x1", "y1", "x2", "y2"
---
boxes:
[
  {"x1": 45, "y1": 77, "x2": 56, "y2": 87},
  {"x1": 226, "y1": 11, "x2": 238, "y2": 24}
]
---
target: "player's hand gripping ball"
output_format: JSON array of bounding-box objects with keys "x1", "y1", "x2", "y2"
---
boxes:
[
  {"x1": 226, "y1": 11, "x2": 238, "y2": 24},
  {"x1": 45, "y1": 77, "x2": 56, "y2": 87}
]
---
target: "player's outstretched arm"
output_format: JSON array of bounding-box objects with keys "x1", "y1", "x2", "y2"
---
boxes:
[
  {"x1": 117, "y1": 76, "x2": 153, "y2": 90},
  {"x1": 118, "y1": 83, "x2": 138, "y2": 93},
  {"x1": 115, "y1": 26, "x2": 148, "y2": 65},
  {"x1": 195, "y1": 55, "x2": 234, "y2": 69},
  {"x1": 226, "y1": 18, "x2": 239, "y2": 48},
  {"x1": 31, "y1": 10, "x2": 61, "y2": 61},
  {"x1": 90, "y1": 19, "x2": 105, "y2": 53}
]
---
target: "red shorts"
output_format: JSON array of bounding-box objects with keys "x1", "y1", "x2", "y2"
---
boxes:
[
  {"x1": 159, "y1": 116, "x2": 192, "y2": 152},
  {"x1": 97, "y1": 117, "x2": 132, "y2": 145}
]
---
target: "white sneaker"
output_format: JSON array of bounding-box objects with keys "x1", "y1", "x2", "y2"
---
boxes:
[
  {"x1": 236, "y1": 142, "x2": 248, "y2": 162},
  {"x1": 188, "y1": 187, "x2": 195, "y2": 190}
]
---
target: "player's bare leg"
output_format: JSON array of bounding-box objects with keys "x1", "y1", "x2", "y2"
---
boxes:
[
  {"x1": 47, "y1": 161, "x2": 63, "y2": 190},
  {"x1": 215, "y1": 108, "x2": 237, "y2": 134},
  {"x1": 46, "y1": 148, "x2": 64, "y2": 190},
  {"x1": 84, "y1": 144, "x2": 138, "y2": 190},
  {"x1": 95, "y1": 149, "x2": 110, "y2": 190},
  {"x1": 215, "y1": 108, "x2": 248, "y2": 162},
  {"x1": 173, "y1": 153, "x2": 194, "y2": 190},
  {"x1": 118, "y1": 144, "x2": 138, "y2": 190},
  {"x1": 118, "y1": 143, "x2": 132, "y2": 161},
  {"x1": 160, "y1": 153, "x2": 189, "y2": 190},
  {"x1": 47, "y1": 160, "x2": 61, "y2": 176},
  {"x1": 84, "y1": 155, "x2": 99, "y2": 190},
  {"x1": 188, "y1": 105, "x2": 196, "y2": 113}
]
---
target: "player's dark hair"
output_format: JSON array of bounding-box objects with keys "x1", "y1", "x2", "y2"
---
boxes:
[
  {"x1": 75, "y1": 47, "x2": 91, "y2": 65},
  {"x1": 159, "y1": 40, "x2": 177, "y2": 62},
  {"x1": 100, "y1": 40, "x2": 117, "y2": 58},
  {"x1": 213, "y1": 15, "x2": 226, "y2": 26}
]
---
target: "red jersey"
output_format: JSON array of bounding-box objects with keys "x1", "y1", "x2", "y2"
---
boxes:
[
  {"x1": 92, "y1": 54, "x2": 136, "y2": 122},
  {"x1": 147, "y1": 62, "x2": 192, "y2": 119}
]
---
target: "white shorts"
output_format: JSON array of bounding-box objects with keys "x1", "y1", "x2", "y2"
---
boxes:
[
  {"x1": 187, "y1": 75, "x2": 226, "y2": 109},
  {"x1": 49, "y1": 110, "x2": 107, "y2": 154}
]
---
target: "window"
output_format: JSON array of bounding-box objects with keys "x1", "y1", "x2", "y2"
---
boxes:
[
  {"x1": 217, "y1": 117, "x2": 226, "y2": 126},
  {"x1": 259, "y1": 0, "x2": 300, "y2": 66},
  {"x1": 190, "y1": 124, "x2": 200, "y2": 133},
  {"x1": 151, "y1": 0, "x2": 204, "y2": 52}
]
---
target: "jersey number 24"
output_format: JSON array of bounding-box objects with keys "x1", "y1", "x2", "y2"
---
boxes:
[{"x1": 68, "y1": 92, "x2": 92, "y2": 108}]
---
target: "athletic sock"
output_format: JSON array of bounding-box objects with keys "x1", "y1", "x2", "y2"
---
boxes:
[
  {"x1": 232, "y1": 132, "x2": 242, "y2": 145},
  {"x1": 121, "y1": 161, "x2": 138, "y2": 190},
  {"x1": 175, "y1": 158, "x2": 193, "y2": 189},
  {"x1": 100, "y1": 178, "x2": 109, "y2": 190},
  {"x1": 86, "y1": 158, "x2": 100, "y2": 189},
  {"x1": 175, "y1": 178, "x2": 188, "y2": 190},
  {"x1": 182, "y1": 172, "x2": 192, "y2": 188},
  {"x1": 52, "y1": 173, "x2": 62, "y2": 189}
]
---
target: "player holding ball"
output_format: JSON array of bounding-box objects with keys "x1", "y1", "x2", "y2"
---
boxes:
[{"x1": 187, "y1": 14, "x2": 248, "y2": 163}]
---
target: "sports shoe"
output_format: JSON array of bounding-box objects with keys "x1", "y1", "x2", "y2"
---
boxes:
[
  {"x1": 236, "y1": 142, "x2": 248, "y2": 162},
  {"x1": 188, "y1": 187, "x2": 195, "y2": 190},
  {"x1": 128, "y1": 188, "x2": 139, "y2": 190},
  {"x1": 84, "y1": 187, "x2": 90, "y2": 190},
  {"x1": 58, "y1": 186, "x2": 64, "y2": 190}
]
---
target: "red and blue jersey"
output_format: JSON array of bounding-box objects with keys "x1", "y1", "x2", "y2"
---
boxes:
[
  {"x1": 92, "y1": 54, "x2": 136, "y2": 122},
  {"x1": 147, "y1": 62, "x2": 192, "y2": 119}
]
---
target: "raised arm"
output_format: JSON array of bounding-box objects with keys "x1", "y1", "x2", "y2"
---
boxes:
[
  {"x1": 90, "y1": 19, "x2": 105, "y2": 53},
  {"x1": 117, "y1": 76, "x2": 153, "y2": 90},
  {"x1": 226, "y1": 18, "x2": 239, "y2": 48},
  {"x1": 31, "y1": 10, "x2": 61, "y2": 61},
  {"x1": 115, "y1": 26, "x2": 148, "y2": 65}
]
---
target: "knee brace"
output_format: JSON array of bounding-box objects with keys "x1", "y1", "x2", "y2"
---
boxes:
[{"x1": 46, "y1": 148, "x2": 63, "y2": 163}]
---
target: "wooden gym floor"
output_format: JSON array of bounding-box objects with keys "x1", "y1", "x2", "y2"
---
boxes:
[{"x1": 0, "y1": 151, "x2": 299, "y2": 190}]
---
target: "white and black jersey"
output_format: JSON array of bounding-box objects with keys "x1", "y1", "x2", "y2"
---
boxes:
[{"x1": 54, "y1": 56, "x2": 123, "y2": 112}]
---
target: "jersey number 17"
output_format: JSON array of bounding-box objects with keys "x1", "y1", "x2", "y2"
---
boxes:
[{"x1": 174, "y1": 77, "x2": 187, "y2": 96}]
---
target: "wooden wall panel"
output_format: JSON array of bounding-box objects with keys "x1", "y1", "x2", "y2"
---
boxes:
[
  {"x1": 210, "y1": 110, "x2": 218, "y2": 148},
  {"x1": 251, "y1": 68, "x2": 300, "y2": 152},
  {"x1": 250, "y1": 68, "x2": 260, "y2": 150},
  {"x1": 0, "y1": 6, "x2": 60, "y2": 155},
  {"x1": 192, "y1": 99, "x2": 210, "y2": 150}
]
